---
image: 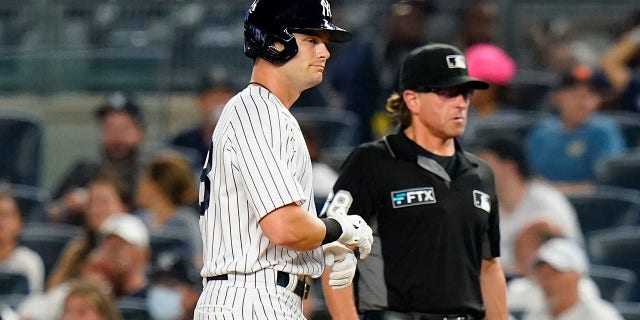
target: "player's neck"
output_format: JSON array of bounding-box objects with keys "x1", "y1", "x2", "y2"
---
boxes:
[{"x1": 250, "y1": 61, "x2": 300, "y2": 108}]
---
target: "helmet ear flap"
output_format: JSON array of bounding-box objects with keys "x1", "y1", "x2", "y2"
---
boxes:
[{"x1": 243, "y1": 25, "x2": 299, "y2": 64}]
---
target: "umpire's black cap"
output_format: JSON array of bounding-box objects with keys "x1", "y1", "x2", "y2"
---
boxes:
[
  {"x1": 399, "y1": 43, "x2": 489, "y2": 91},
  {"x1": 95, "y1": 91, "x2": 144, "y2": 127}
]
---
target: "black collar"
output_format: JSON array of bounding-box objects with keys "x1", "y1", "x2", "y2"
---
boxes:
[{"x1": 382, "y1": 130, "x2": 479, "y2": 180}]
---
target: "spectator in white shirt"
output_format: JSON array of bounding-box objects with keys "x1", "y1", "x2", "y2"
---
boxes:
[
  {"x1": 522, "y1": 238, "x2": 622, "y2": 320},
  {"x1": 0, "y1": 193, "x2": 45, "y2": 293},
  {"x1": 477, "y1": 138, "x2": 583, "y2": 277}
]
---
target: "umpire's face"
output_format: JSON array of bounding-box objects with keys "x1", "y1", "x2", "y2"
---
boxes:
[
  {"x1": 101, "y1": 111, "x2": 144, "y2": 162},
  {"x1": 404, "y1": 85, "x2": 472, "y2": 140}
]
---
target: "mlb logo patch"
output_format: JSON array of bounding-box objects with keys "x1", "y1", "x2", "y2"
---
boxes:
[
  {"x1": 391, "y1": 187, "x2": 436, "y2": 208},
  {"x1": 446, "y1": 55, "x2": 467, "y2": 69},
  {"x1": 473, "y1": 190, "x2": 491, "y2": 213}
]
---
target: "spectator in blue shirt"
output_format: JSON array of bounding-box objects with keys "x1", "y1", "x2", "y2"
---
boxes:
[{"x1": 526, "y1": 65, "x2": 626, "y2": 194}]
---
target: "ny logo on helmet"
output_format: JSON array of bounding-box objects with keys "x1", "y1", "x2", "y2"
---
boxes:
[
  {"x1": 249, "y1": 0, "x2": 258, "y2": 13},
  {"x1": 320, "y1": 0, "x2": 332, "y2": 17}
]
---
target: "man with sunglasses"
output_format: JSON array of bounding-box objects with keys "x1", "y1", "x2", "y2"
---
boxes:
[{"x1": 321, "y1": 43, "x2": 508, "y2": 320}]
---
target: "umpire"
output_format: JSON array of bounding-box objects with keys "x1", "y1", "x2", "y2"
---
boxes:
[{"x1": 320, "y1": 43, "x2": 507, "y2": 320}]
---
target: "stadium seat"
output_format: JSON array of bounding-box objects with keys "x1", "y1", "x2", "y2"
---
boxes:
[
  {"x1": 462, "y1": 110, "x2": 551, "y2": 150},
  {"x1": 0, "y1": 109, "x2": 44, "y2": 187},
  {"x1": 509, "y1": 310, "x2": 525, "y2": 320},
  {"x1": 292, "y1": 107, "x2": 361, "y2": 169},
  {"x1": 0, "y1": 271, "x2": 30, "y2": 310},
  {"x1": 603, "y1": 111, "x2": 640, "y2": 149},
  {"x1": 87, "y1": 48, "x2": 168, "y2": 92},
  {"x1": 0, "y1": 293, "x2": 28, "y2": 310},
  {"x1": 18, "y1": 223, "x2": 83, "y2": 279},
  {"x1": 567, "y1": 186, "x2": 640, "y2": 241},
  {"x1": 0, "y1": 270, "x2": 29, "y2": 295},
  {"x1": 595, "y1": 152, "x2": 640, "y2": 190},
  {"x1": 590, "y1": 264, "x2": 637, "y2": 303},
  {"x1": 616, "y1": 302, "x2": 640, "y2": 320},
  {"x1": 507, "y1": 69, "x2": 556, "y2": 110},
  {"x1": 118, "y1": 297, "x2": 151, "y2": 320},
  {"x1": 589, "y1": 227, "x2": 640, "y2": 301},
  {"x1": 1, "y1": 183, "x2": 50, "y2": 223}
]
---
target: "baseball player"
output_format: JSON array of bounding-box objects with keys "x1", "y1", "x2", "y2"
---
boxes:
[
  {"x1": 321, "y1": 43, "x2": 508, "y2": 320},
  {"x1": 194, "y1": 0, "x2": 373, "y2": 319}
]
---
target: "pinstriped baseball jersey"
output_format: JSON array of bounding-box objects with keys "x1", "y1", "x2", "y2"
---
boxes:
[{"x1": 198, "y1": 84, "x2": 324, "y2": 279}]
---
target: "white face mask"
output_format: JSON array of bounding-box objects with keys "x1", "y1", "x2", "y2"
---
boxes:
[{"x1": 147, "y1": 285, "x2": 184, "y2": 320}]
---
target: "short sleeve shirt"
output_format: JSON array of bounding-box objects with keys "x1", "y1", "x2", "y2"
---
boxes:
[{"x1": 324, "y1": 131, "x2": 500, "y2": 318}]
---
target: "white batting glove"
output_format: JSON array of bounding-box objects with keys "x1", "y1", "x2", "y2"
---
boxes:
[
  {"x1": 329, "y1": 214, "x2": 373, "y2": 259},
  {"x1": 323, "y1": 242, "x2": 358, "y2": 290}
]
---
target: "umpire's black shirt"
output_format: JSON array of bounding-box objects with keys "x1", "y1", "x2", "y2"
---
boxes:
[{"x1": 324, "y1": 130, "x2": 500, "y2": 319}]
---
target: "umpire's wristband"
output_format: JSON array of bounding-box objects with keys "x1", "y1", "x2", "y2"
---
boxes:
[{"x1": 321, "y1": 218, "x2": 343, "y2": 244}]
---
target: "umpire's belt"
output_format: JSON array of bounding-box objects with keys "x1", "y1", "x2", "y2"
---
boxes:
[
  {"x1": 206, "y1": 271, "x2": 311, "y2": 299},
  {"x1": 363, "y1": 310, "x2": 475, "y2": 320}
]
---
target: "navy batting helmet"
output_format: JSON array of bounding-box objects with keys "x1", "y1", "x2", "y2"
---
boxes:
[{"x1": 244, "y1": 0, "x2": 351, "y2": 64}]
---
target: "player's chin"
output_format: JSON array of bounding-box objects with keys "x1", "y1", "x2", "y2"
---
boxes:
[{"x1": 305, "y1": 75, "x2": 323, "y2": 88}]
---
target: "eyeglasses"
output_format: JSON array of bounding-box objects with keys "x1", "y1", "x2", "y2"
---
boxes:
[{"x1": 420, "y1": 86, "x2": 474, "y2": 99}]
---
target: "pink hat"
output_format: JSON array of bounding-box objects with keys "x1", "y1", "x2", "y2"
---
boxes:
[{"x1": 466, "y1": 43, "x2": 516, "y2": 85}]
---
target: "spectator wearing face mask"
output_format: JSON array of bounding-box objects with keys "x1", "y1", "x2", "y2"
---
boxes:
[{"x1": 147, "y1": 250, "x2": 201, "y2": 320}]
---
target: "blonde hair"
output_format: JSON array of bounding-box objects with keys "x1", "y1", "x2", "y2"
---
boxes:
[
  {"x1": 64, "y1": 280, "x2": 123, "y2": 320},
  {"x1": 385, "y1": 92, "x2": 412, "y2": 128}
]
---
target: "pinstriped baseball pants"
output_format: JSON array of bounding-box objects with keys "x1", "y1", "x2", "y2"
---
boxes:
[{"x1": 194, "y1": 269, "x2": 306, "y2": 320}]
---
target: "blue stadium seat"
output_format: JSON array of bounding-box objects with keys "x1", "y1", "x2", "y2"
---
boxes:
[
  {"x1": 596, "y1": 152, "x2": 640, "y2": 190},
  {"x1": 461, "y1": 110, "x2": 551, "y2": 150},
  {"x1": 590, "y1": 264, "x2": 637, "y2": 303},
  {"x1": 615, "y1": 302, "x2": 640, "y2": 320},
  {"x1": 118, "y1": 296, "x2": 151, "y2": 320},
  {"x1": 0, "y1": 110, "x2": 44, "y2": 187},
  {"x1": 87, "y1": 48, "x2": 168, "y2": 92},
  {"x1": 18, "y1": 223, "x2": 83, "y2": 279},
  {"x1": 589, "y1": 227, "x2": 640, "y2": 302},
  {"x1": 603, "y1": 111, "x2": 640, "y2": 149},
  {"x1": 292, "y1": 107, "x2": 361, "y2": 169},
  {"x1": 0, "y1": 270, "x2": 29, "y2": 295},
  {"x1": 507, "y1": 69, "x2": 556, "y2": 110},
  {"x1": 567, "y1": 186, "x2": 640, "y2": 242},
  {"x1": 1, "y1": 183, "x2": 50, "y2": 223}
]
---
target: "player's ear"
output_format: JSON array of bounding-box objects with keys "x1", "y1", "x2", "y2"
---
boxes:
[{"x1": 403, "y1": 90, "x2": 421, "y2": 115}]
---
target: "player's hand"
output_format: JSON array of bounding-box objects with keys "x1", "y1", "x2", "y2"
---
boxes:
[
  {"x1": 329, "y1": 215, "x2": 373, "y2": 259},
  {"x1": 323, "y1": 242, "x2": 358, "y2": 290}
]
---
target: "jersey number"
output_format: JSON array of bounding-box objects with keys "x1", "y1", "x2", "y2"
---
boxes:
[{"x1": 199, "y1": 143, "x2": 213, "y2": 216}]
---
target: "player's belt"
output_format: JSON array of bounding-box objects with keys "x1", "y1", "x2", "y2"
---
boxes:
[
  {"x1": 206, "y1": 271, "x2": 311, "y2": 299},
  {"x1": 362, "y1": 310, "x2": 475, "y2": 320}
]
